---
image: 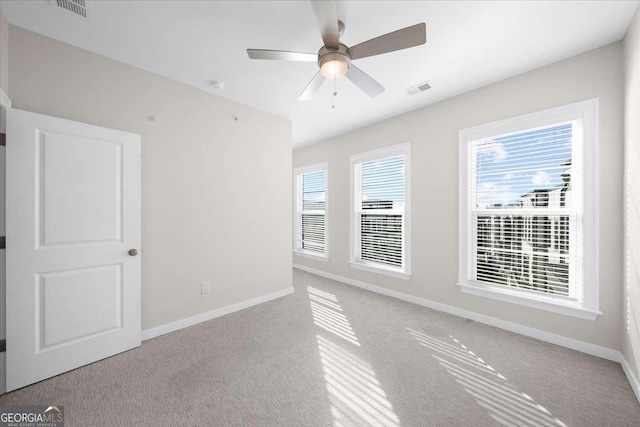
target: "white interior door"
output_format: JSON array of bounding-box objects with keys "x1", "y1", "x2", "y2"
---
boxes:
[{"x1": 6, "y1": 109, "x2": 141, "y2": 391}]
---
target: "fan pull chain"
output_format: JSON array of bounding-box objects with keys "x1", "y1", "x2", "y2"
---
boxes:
[{"x1": 331, "y1": 76, "x2": 338, "y2": 109}]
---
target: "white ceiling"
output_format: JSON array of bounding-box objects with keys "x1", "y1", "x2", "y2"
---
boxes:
[{"x1": 1, "y1": 1, "x2": 638, "y2": 147}]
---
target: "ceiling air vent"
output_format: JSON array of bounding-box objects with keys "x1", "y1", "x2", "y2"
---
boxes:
[
  {"x1": 50, "y1": 0, "x2": 88, "y2": 19},
  {"x1": 405, "y1": 81, "x2": 431, "y2": 95}
]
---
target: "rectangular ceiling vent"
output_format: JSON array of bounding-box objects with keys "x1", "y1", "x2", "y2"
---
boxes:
[
  {"x1": 405, "y1": 81, "x2": 431, "y2": 95},
  {"x1": 50, "y1": 0, "x2": 88, "y2": 19}
]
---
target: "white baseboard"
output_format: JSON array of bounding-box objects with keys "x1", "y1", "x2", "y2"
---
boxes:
[
  {"x1": 294, "y1": 263, "x2": 619, "y2": 361},
  {"x1": 619, "y1": 354, "x2": 640, "y2": 403},
  {"x1": 141, "y1": 287, "x2": 295, "y2": 341},
  {"x1": 294, "y1": 264, "x2": 640, "y2": 403},
  {"x1": 0, "y1": 288, "x2": 294, "y2": 395}
]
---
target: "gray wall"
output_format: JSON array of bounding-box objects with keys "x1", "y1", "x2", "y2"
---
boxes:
[
  {"x1": 7, "y1": 25, "x2": 293, "y2": 331},
  {"x1": 294, "y1": 42, "x2": 624, "y2": 351},
  {"x1": 623, "y1": 7, "x2": 640, "y2": 381},
  {"x1": 0, "y1": 9, "x2": 7, "y2": 94}
]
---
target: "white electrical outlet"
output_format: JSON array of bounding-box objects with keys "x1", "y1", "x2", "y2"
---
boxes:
[
  {"x1": 201, "y1": 281, "x2": 211, "y2": 294},
  {"x1": 377, "y1": 274, "x2": 384, "y2": 284}
]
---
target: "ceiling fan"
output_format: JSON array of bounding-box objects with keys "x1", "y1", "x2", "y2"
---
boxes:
[{"x1": 246, "y1": 0, "x2": 426, "y2": 100}]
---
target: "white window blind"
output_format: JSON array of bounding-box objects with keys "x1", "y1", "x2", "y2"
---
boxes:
[
  {"x1": 351, "y1": 144, "x2": 410, "y2": 277},
  {"x1": 469, "y1": 122, "x2": 580, "y2": 297},
  {"x1": 460, "y1": 100, "x2": 599, "y2": 319},
  {"x1": 294, "y1": 164, "x2": 327, "y2": 257}
]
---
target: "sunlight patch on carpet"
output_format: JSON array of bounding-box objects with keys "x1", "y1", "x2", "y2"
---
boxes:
[
  {"x1": 308, "y1": 286, "x2": 360, "y2": 346},
  {"x1": 407, "y1": 328, "x2": 566, "y2": 427},
  {"x1": 317, "y1": 335, "x2": 399, "y2": 427}
]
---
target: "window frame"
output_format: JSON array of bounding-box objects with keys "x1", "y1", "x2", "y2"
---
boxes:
[
  {"x1": 293, "y1": 162, "x2": 329, "y2": 261},
  {"x1": 350, "y1": 143, "x2": 412, "y2": 280},
  {"x1": 458, "y1": 99, "x2": 600, "y2": 320}
]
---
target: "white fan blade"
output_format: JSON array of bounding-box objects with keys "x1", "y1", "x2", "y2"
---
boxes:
[
  {"x1": 299, "y1": 72, "x2": 325, "y2": 100},
  {"x1": 348, "y1": 23, "x2": 426, "y2": 60},
  {"x1": 346, "y1": 65, "x2": 384, "y2": 97},
  {"x1": 247, "y1": 49, "x2": 317, "y2": 62},
  {"x1": 311, "y1": 0, "x2": 340, "y2": 49}
]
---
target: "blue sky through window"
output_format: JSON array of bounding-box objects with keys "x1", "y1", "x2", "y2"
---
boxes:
[
  {"x1": 361, "y1": 155, "x2": 405, "y2": 208},
  {"x1": 475, "y1": 123, "x2": 573, "y2": 208},
  {"x1": 302, "y1": 170, "x2": 326, "y2": 210}
]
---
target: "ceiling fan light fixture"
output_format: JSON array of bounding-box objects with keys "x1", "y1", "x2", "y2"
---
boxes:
[
  {"x1": 246, "y1": 1, "x2": 427, "y2": 100},
  {"x1": 319, "y1": 53, "x2": 350, "y2": 80}
]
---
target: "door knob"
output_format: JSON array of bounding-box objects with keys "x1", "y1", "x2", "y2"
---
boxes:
[{"x1": 128, "y1": 249, "x2": 139, "y2": 256}]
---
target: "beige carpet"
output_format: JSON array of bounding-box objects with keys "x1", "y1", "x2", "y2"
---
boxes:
[{"x1": 2, "y1": 269, "x2": 639, "y2": 426}]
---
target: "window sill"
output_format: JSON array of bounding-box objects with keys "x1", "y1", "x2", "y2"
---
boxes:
[
  {"x1": 294, "y1": 251, "x2": 329, "y2": 262},
  {"x1": 457, "y1": 281, "x2": 601, "y2": 321},
  {"x1": 350, "y1": 262, "x2": 412, "y2": 280}
]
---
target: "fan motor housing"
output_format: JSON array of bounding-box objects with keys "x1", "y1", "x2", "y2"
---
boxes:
[{"x1": 318, "y1": 44, "x2": 351, "y2": 79}]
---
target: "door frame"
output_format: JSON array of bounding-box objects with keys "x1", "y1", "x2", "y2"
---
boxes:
[{"x1": 0, "y1": 88, "x2": 11, "y2": 395}]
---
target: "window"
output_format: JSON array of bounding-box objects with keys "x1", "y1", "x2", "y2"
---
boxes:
[
  {"x1": 294, "y1": 163, "x2": 328, "y2": 260},
  {"x1": 350, "y1": 144, "x2": 411, "y2": 279},
  {"x1": 458, "y1": 99, "x2": 600, "y2": 320}
]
